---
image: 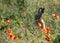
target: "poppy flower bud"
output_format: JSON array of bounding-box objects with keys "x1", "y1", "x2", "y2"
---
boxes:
[
  {"x1": 45, "y1": 34, "x2": 51, "y2": 41},
  {"x1": 6, "y1": 20, "x2": 12, "y2": 25},
  {"x1": 24, "y1": 11, "x2": 27, "y2": 17},
  {"x1": 0, "y1": 24, "x2": 2, "y2": 29}
]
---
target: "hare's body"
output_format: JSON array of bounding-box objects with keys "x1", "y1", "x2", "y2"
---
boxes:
[{"x1": 35, "y1": 7, "x2": 45, "y2": 29}]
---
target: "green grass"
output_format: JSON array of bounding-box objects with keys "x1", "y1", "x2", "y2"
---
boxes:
[{"x1": 0, "y1": 0, "x2": 60, "y2": 43}]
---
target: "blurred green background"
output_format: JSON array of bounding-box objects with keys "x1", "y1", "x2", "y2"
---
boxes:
[{"x1": 0, "y1": 0, "x2": 60, "y2": 43}]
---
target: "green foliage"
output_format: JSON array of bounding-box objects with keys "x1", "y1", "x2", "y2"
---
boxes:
[
  {"x1": 53, "y1": 35, "x2": 60, "y2": 43},
  {"x1": 0, "y1": 0, "x2": 60, "y2": 43}
]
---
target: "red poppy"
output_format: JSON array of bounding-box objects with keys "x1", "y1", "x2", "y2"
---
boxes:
[
  {"x1": 8, "y1": 33, "x2": 14, "y2": 39},
  {"x1": 37, "y1": 22, "x2": 42, "y2": 29},
  {"x1": 13, "y1": 35, "x2": 18, "y2": 40},
  {"x1": 52, "y1": 14, "x2": 59, "y2": 19},
  {"x1": 45, "y1": 26, "x2": 50, "y2": 33},
  {"x1": 42, "y1": 26, "x2": 50, "y2": 34},
  {"x1": 45, "y1": 34, "x2": 51, "y2": 41},
  {"x1": 24, "y1": 11, "x2": 27, "y2": 16},
  {"x1": 6, "y1": 20, "x2": 12, "y2": 25},
  {"x1": 7, "y1": 28, "x2": 12, "y2": 34},
  {"x1": 0, "y1": 24, "x2": 2, "y2": 29}
]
